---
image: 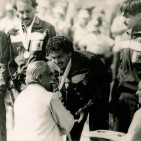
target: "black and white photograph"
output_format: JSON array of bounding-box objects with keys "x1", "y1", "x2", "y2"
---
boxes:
[{"x1": 0, "y1": 0, "x2": 141, "y2": 141}]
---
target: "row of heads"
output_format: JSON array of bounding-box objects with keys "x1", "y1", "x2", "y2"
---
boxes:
[
  {"x1": 6, "y1": 0, "x2": 141, "y2": 15},
  {"x1": 26, "y1": 36, "x2": 73, "y2": 90}
]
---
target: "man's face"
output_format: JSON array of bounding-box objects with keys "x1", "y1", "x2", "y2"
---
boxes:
[
  {"x1": 123, "y1": 12, "x2": 141, "y2": 30},
  {"x1": 16, "y1": 1, "x2": 36, "y2": 26},
  {"x1": 136, "y1": 81, "x2": 141, "y2": 104},
  {"x1": 49, "y1": 50, "x2": 71, "y2": 70}
]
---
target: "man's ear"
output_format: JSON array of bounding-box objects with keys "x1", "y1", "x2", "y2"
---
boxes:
[{"x1": 36, "y1": 74, "x2": 42, "y2": 82}]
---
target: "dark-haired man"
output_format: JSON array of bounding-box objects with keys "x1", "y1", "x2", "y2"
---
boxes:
[
  {"x1": 110, "y1": 0, "x2": 141, "y2": 133},
  {"x1": 47, "y1": 36, "x2": 110, "y2": 141}
]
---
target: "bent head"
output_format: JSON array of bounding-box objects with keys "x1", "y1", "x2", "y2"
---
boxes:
[
  {"x1": 14, "y1": 0, "x2": 37, "y2": 26},
  {"x1": 47, "y1": 36, "x2": 73, "y2": 70},
  {"x1": 26, "y1": 61, "x2": 52, "y2": 90}
]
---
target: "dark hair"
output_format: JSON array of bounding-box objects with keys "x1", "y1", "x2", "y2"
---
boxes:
[
  {"x1": 13, "y1": 0, "x2": 38, "y2": 10},
  {"x1": 47, "y1": 36, "x2": 74, "y2": 54},
  {"x1": 121, "y1": 0, "x2": 141, "y2": 15}
]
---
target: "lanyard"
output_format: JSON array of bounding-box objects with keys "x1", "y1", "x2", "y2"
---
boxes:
[
  {"x1": 59, "y1": 59, "x2": 71, "y2": 91},
  {"x1": 19, "y1": 16, "x2": 36, "y2": 51}
]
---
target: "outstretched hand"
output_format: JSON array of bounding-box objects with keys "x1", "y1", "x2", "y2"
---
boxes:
[{"x1": 75, "y1": 108, "x2": 85, "y2": 123}]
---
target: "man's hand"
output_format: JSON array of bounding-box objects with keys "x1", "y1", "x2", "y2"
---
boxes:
[{"x1": 75, "y1": 108, "x2": 84, "y2": 123}]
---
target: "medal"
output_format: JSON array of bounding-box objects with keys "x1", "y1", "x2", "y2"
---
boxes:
[{"x1": 24, "y1": 51, "x2": 30, "y2": 59}]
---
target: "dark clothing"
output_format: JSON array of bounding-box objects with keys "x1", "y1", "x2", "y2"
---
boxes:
[
  {"x1": 4, "y1": 17, "x2": 56, "y2": 137},
  {"x1": 7, "y1": 16, "x2": 56, "y2": 92},
  {"x1": 51, "y1": 51, "x2": 110, "y2": 141},
  {"x1": 110, "y1": 30, "x2": 141, "y2": 133},
  {"x1": 0, "y1": 31, "x2": 10, "y2": 141}
]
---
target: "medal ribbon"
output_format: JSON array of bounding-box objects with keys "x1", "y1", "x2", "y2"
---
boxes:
[{"x1": 59, "y1": 59, "x2": 71, "y2": 91}]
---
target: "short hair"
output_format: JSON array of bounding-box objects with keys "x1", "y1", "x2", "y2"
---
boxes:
[
  {"x1": 13, "y1": 0, "x2": 38, "y2": 10},
  {"x1": 47, "y1": 36, "x2": 74, "y2": 54},
  {"x1": 26, "y1": 61, "x2": 49, "y2": 85},
  {"x1": 120, "y1": 0, "x2": 141, "y2": 16}
]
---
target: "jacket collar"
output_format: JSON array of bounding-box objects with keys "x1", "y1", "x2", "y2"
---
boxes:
[{"x1": 127, "y1": 29, "x2": 141, "y2": 39}]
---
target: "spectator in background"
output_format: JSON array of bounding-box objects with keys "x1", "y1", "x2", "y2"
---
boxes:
[
  {"x1": 90, "y1": 6, "x2": 108, "y2": 35},
  {"x1": 72, "y1": 9, "x2": 90, "y2": 50},
  {"x1": 8, "y1": 61, "x2": 74, "y2": 141},
  {"x1": 110, "y1": 0, "x2": 141, "y2": 133},
  {"x1": 111, "y1": 14, "x2": 127, "y2": 80},
  {"x1": 36, "y1": 1, "x2": 55, "y2": 25},
  {"x1": 0, "y1": 4, "x2": 18, "y2": 34},
  {"x1": 86, "y1": 14, "x2": 114, "y2": 81},
  {"x1": 52, "y1": 5, "x2": 70, "y2": 36}
]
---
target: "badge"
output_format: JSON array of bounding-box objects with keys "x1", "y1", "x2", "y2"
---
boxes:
[
  {"x1": 132, "y1": 51, "x2": 141, "y2": 63},
  {"x1": 24, "y1": 51, "x2": 30, "y2": 59},
  {"x1": 30, "y1": 40, "x2": 43, "y2": 51}
]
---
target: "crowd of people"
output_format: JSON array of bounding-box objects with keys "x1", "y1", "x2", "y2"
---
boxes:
[{"x1": 0, "y1": 0, "x2": 141, "y2": 141}]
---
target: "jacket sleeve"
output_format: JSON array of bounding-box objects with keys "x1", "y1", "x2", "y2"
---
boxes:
[
  {"x1": 49, "y1": 25, "x2": 56, "y2": 38},
  {"x1": 85, "y1": 55, "x2": 110, "y2": 106},
  {"x1": 50, "y1": 94, "x2": 74, "y2": 135},
  {"x1": 0, "y1": 32, "x2": 10, "y2": 96}
]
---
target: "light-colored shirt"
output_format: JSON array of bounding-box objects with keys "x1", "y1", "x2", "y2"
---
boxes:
[{"x1": 9, "y1": 84, "x2": 74, "y2": 141}]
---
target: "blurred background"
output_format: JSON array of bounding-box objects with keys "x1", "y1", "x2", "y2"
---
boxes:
[
  {"x1": 0, "y1": 0, "x2": 126, "y2": 140},
  {"x1": 0, "y1": 0, "x2": 126, "y2": 122}
]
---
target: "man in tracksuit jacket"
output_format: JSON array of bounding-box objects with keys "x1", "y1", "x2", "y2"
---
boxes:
[{"x1": 110, "y1": 0, "x2": 141, "y2": 133}]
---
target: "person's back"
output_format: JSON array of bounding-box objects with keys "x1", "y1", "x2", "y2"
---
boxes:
[
  {"x1": 9, "y1": 61, "x2": 74, "y2": 141},
  {"x1": 13, "y1": 84, "x2": 63, "y2": 141}
]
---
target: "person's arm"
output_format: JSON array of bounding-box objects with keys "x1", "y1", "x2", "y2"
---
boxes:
[
  {"x1": 50, "y1": 94, "x2": 74, "y2": 135},
  {"x1": 118, "y1": 109, "x2": 141, "y2": 141},
  {"x1": 127, "y1": 109, "x2": 141, "y2": 141},
  {"x1": 0, "y1": 31, "x2": 10, "y2": 96}
]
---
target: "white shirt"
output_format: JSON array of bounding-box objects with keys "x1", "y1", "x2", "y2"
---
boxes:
[{"x1": 9, "y1": 84, "x2": 74, "y2": 141}]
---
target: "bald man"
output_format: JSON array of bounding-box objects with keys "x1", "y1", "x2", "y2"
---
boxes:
[{"x1": 8, "y1": 61, "x2": 74, "y2": 141}]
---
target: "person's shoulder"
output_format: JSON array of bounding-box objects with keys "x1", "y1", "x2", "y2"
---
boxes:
[
  {"x1": 75, "y1": 50, "x2": 97, "y2": 58},
  {"x1": 134, "y1": 108, "x2": 141, "y2": 118},
  {"x1": 7, "y1": 26, "x2": 19, "y2": 36},
  {"x1": 0, "y1": 31, "x2": 6, "y2": 36},
  {"x1": 37, "y1": 17, "x2": 55, "y2": 28}
]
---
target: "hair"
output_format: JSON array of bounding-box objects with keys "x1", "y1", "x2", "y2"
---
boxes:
[
  {"x1": 26, "y1": 61, "x2": 49, "y2": 85},
  {"x1": 47, "y1": 36, "x2": 74, "y2": 54},
  {"x1": 13, "y1": 0, "x2": 38, "y2": 10},
  {"x1": 120, "y1": 0, "x2": 141, "y2": 15}
]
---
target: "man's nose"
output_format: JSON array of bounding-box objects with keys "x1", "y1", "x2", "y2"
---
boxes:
[
  {"x1": 124, "y1": 20, "x2": 128, "y2": 26},
  {"x1": 23, "y1": 13, "x2": 28, "y2": 19},
  {"x1": 136, "y1": 90, "x2": 139, "y2": 95}
]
